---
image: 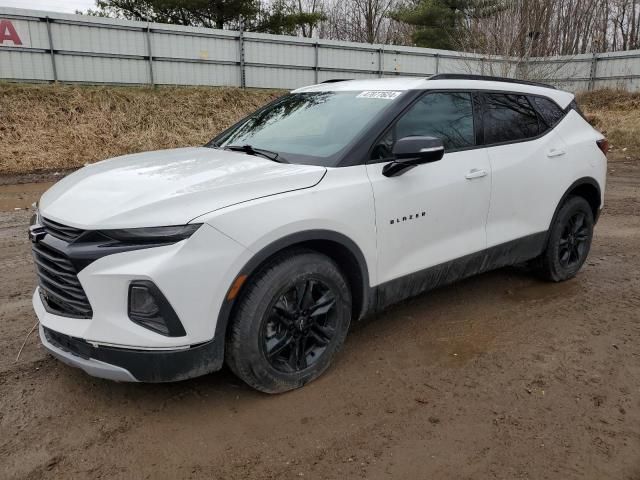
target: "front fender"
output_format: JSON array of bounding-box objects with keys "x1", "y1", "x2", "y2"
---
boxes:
[{"x1": 192, "y1": 165, "x2": 378, "y2": 354}]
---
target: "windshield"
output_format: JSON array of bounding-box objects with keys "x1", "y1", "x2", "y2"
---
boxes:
[{"x1": 208, "y1": 91, "x2": 403, "y2": 166}]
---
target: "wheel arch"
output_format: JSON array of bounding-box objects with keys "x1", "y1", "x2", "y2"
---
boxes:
[
  {"x1": 545, "y1": 177, "x2": 602, "y2": 245},
  {"x1": 559, "y1": 177, "x2": 602, "y2": 222},
  {"x1": 214, "y1": 230, "x2": 373, "y2": 354}
]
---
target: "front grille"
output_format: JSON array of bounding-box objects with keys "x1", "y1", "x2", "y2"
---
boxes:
[
  {"x1": 42, "y1": 217, "x2": 84, "y2": 242},
  {"x1": 32, "y1": 241, "x2": 93, "y2": 318}
]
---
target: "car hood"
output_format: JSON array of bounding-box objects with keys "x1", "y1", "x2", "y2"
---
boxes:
[{"x1": 39, "y1": 147, "x2": 327, "y2": 229}]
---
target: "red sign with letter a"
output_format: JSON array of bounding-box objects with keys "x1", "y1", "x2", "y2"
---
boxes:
[{"x1": 0, "y1": 19, "x2": 25, "y2": 46}]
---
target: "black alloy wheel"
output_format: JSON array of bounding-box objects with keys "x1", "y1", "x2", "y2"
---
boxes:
[
  {"x1": 226, "y1": 250, "x2": 352, "y2": 393},
  {"x1": 558, "y1": 212, "x2": 590, "y2": 268},
  {"x1": 534, "y1": 195, "x2": 594, "y2": 282},
  {"x1": 262, "y1": 278, "x2": 338, "y2": 373}
]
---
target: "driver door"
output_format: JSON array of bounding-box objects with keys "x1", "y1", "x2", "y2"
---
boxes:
[{"x1": 365, "y1": 91, "x2": 492, "y2": 306}]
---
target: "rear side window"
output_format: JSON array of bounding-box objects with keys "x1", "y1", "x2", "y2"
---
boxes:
[
  {"x1": 482, "y1": 93, "x2": 540, "y2": 145},
  {"x1": 530, "y1": 96, "x2": 565, "y2": 127},
  {"x1": 567, "y1": 99, "x2": 587, "y2": 120}
]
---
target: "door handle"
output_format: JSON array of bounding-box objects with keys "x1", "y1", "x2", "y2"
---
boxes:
[
  {"x1": 547, "y1": 148, "x2": 566, "y2": 158},
  {"x1": 465, "y1": 168, "x2": 488, "y2": 180}
]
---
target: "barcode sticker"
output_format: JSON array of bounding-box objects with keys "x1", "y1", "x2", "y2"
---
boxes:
[{"x1": 356, "y1": 91, "x2": 403, "y2": 100}]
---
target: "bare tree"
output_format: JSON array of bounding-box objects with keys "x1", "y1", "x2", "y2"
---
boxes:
[
  {"x1": 458, "y1": 0, "x2": 640, "y2": 56},
  {"x1": 318, "y1": 0, "x2": 411, "y2": 44},
  {"x1": 454, "y1": 1, "x2": 571, "y2": 80},
  {"x1": 354, "y1": 0, "x2": 395, "y2": 43},
  {"x1": 293, "y1": 0, "x2": 325, "y2": 37},
  {"x1": 84, "y1": 0, "x2": 640, "y2": 54}
]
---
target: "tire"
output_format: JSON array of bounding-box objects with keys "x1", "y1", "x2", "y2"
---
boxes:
[
  {"x1": 535, "y1": 195, "x2": 594, "y2": 282},
  {"x1": 225, "y1": 249, "x2": 352, "y2": 394}
]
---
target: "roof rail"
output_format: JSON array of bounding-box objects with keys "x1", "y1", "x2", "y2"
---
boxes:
[
  {"x1": 428, "y1": 73, "x2": 556, "y2": 90},
  {"x1": 321, "y1": 79, "x2": 352, "y2": 84}
]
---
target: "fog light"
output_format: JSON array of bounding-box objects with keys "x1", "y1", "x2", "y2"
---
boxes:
[
  {"x1": 128, "y1": 281, "x2": 186, "y2": 337},
  {"x1": 130, "y1": 285, "x2": 160, "y2": 317}
]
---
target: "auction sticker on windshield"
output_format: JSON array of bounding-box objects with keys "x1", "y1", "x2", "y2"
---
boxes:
[{"x1": 356, "y1": 91, "x2": 403, "y2": 99}]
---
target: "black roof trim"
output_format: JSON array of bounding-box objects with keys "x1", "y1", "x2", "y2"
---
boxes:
[
  {"x1": 321, "y1": 79, "x2": 352, "y2": 84},
  {"x1": 429, "y1": 74, "x2": 556, "y2": 90}
]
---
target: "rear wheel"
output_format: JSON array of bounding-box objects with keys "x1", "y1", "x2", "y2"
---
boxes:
[
  {"x1": 535, "y1": 195, "x2": 594, "y2": 282},
  {"x1": 226, "y1": 250, "x2": 352, "y2": 393}
]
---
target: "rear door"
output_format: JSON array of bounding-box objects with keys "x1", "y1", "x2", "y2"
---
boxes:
[
  {"x1": 479, "y1": 92, "x2": 569, "y2": 248},
  {"x1": 366, "y1": 91, "x2": 492, "y2": 296}
]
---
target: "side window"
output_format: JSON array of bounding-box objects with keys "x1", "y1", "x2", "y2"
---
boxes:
[
  {"x1": 567, "y1": 99, "x2": 587, "y2": 120},
  {"x1": 482, "y1": 93, "x2": 540, "y2": 145},
  {"x1": 530, "y1": 96, "x2": 565, "y2": 128},
  {"x1": 372, "y1": 92, "x2": 474, "y2": 159}
]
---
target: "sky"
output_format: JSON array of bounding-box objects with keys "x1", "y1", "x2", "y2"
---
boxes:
[{"x1": 0, "y1": 0, "x2": 96, "y2": 13}]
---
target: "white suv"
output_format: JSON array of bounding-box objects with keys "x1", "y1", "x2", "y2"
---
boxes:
[{"x1": 30, "y1": 74, "x2": 608, "y2": 393}]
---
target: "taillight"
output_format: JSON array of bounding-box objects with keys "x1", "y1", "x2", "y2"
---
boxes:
[{"x1": 597, "y1": 138, "x2": 609, "y2": 155}]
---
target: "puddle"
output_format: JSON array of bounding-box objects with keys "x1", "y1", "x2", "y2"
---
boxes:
[{"x1": 0, "y1": 182, "x2": 54, "y2": 212}]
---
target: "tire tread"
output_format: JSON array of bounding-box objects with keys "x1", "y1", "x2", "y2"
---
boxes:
[
  {"x1": 534, "y1": 195, "x2": 594, "y2": 282},
  {"x1": 225, "y1": 249, "x2": 351, "y2": 393}
]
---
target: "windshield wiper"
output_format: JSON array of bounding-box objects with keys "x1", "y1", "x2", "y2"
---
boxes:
[{"x1": 225, "y1": 144, "x2": 287, "y2": 163}]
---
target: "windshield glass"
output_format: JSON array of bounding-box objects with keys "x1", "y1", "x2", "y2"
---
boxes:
[{"x1": 208, "y1": 91, "x2": 403, "y2": 166}]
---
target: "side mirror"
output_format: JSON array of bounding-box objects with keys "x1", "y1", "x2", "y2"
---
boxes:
[{"x1": 383, "y1": 136, "x2": 445, "y2": 177}]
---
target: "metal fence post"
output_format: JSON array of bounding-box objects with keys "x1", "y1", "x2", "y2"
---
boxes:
[
  {"x1": 238, "y1": 19, "x2": 246, "y2": 88},
  {"x1": 314, "y1": 41, "x2": 319, "y2": 83},
  {"x1": 45, "y1": 17, "x2": 58, "y2": 82},
  {"x1": 145, "y1": 24, "x2": 155, "y2": 86},
  {"x1": 588, "y1": 53, "x2": 598, "y2": 91},
  {"x1": 11, "y1": 11, "x2": 636, "y2": 91}
]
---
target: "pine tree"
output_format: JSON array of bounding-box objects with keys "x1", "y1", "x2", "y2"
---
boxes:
[
  {"x1": 255, "y1": 0, "x2": 325, "y2": 36},
  {"x1": 92, "y1": 0, "x2": 261, "y2": 29},
  {"x1": 392, "y1": 0, "x2": 506, "y2": 49},
  {"x1": 90, "y1": 0, "x2": 325, "y2": 36}
]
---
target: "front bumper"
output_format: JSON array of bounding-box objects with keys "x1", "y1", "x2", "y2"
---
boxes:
[
  {"x1": 40, "y1": 324, "x2": 224, "y2": 382},
  {"x1": 33, "y1": 222, "x2": 250, "y2": 348},
  {"x1": 32, "y1": 221, "x2": 252, "y2": 382}
]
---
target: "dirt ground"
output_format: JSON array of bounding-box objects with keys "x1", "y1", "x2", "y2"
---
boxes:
[{"x1": 0, "y1": 160, "x2": 638, "y2": 480}]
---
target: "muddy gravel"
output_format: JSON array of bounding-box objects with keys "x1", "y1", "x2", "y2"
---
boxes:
[{"x1": 0, "y1": 164, "x2": 639, "y2": 480}]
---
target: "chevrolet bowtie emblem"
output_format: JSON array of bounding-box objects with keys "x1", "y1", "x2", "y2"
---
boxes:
[{"x1": 29, "y1": 226, "x2": 46, "y2": 243}]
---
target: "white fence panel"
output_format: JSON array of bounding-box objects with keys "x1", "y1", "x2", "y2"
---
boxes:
[
  {"x1": 51, "y1": 22, "x2": 146, "y2": 56},
  {"x1": 55, "y1": 55, "x2": 149, "y2": 83},
  {"x1": 153, "y1": 31, "x2": 238, "y2": 63},
  {"x1": 4, "y1": 6, "x2": 640, "y2": 91},
  {"x1": 6, "y1": 17, "x2": 49, "y2": 48},
  {"x1": 245, "y1": 37, "x2": 315, "y2": 68},
  {"x1": 319, "y1": 45, "x2": 379, "y2": 73},
  {"x1": 246, "y1": 66, "x2": 314, "y2": 89},
  {"x1": 383, "y1": 51, "x2": 435, "y2": 75},
  {"x1": 598, "y1": 54, "x2": 640, "y2": 78},
  {"x1": 438, "y1": 56, "x2": 477, "y2": 75},
  {"x1": 0, "y1": 49, "x2": 53, "y2": 80},
  {"x1": 154, "y1": 60, "x2": 238, "y2": 86}
]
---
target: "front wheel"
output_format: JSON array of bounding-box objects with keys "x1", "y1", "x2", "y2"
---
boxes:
[
  {"x1": 534, "y1": 195, "x2": 594, "y2": 282},
  {"x1": 225, "y1": 250, "x2": 352, "y2": 394}
]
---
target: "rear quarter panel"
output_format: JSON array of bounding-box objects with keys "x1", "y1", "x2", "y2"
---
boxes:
[
  {"x1": 554, "y1": 110, "x2": 607, "y2": 207},
  {"x1": 486, "y1": 109, "x2": 606, "y2": 248}
]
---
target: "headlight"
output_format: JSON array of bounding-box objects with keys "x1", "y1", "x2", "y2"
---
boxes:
[{"x1": 100, "y1": 224, "x2": 202, "y2": 244}]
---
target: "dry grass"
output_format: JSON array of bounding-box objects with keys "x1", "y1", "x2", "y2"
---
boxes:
[
  {"x1": 0, "y1": 83, "x2": 283, "y2": 175},
  {"x1": 1, "y1": 85, "x2": 638, "y2": 176},
  {"x1": 577, "y1": 89, "x2": 640, "y2": 157}
]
